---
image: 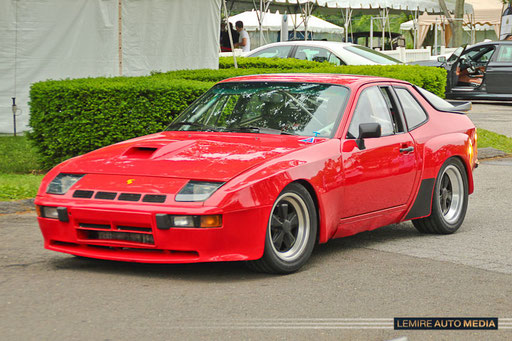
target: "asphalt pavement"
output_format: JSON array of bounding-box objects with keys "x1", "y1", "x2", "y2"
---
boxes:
[
  {"x1": 1, "y1": 157, "x2": 511, "y2": 340},
  {"x1": 1, "y1": 101, "x2": 511, "y2": 340},
  {"x1": 468, "y1": 102, "x2": 512, "y2": 138}
]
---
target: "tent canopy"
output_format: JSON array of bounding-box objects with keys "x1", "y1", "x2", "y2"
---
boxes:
[
  {"x1": 229, "y1": 10, "x2": 344, "y2": 34},
  {"x1": 400, "y1": 0, "x2": 502, "y2": 32},
  {"x1": 226, "y1": 0, "x2": 474, "y2": 15},
  {"x1": 467, "y1": 0, "x2": 503, "y2": 26}
]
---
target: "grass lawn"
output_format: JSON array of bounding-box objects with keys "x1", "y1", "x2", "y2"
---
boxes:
[
  {"x1": 477, "y1": 128, "x2": 512, "y2": 154},
  {"x1": 0, "y1": 136, "x2": 45, "y2": 201},
  {"x1": 0, "y1": 174, "x2": 44, "y2": 201},
  {"x1": 0, "y1": 135, "x2": 41, "y2": 173}
]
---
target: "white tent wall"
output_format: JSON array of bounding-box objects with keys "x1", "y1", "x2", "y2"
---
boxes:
[
  {"x1": 122, "y1": 0, "x2": 221, "y2": 76},
  {"x1": 0, "y1": 0, "x2": 221, "y2": 134},
  {"x1": 0, "y1": 0, "x2": 118, "y2": 134}
]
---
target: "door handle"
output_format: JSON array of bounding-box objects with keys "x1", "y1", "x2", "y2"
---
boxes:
[{"x1": 400, "y1": 146, "x2": 414, "y2": 153}]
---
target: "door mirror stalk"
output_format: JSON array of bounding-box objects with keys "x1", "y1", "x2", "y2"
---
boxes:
[{"x1": 356, "y1": 123, "x2": 381, "y2": 150}]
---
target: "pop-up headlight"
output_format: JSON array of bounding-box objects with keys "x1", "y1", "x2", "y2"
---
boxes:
[
  {"x1": 175, "y1": 181, "x2": 224, "y2": 202},
  {"x1": 46, "y1": 173, "x2": 85, "y2": 195}
]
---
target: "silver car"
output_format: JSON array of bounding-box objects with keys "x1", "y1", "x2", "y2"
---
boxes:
[{"x1": 246, "y1": 41, "x2": 401, "y2": 65}]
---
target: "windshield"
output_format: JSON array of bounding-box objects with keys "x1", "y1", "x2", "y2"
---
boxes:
[
  {"x1": 344, "y1": 46, "x2": 401, "y2": 64},
  {"x1": 166, "y1": 82, "x2": 350, "y2": 137},
  {"x1": 414, "y1": 86, "x2": 457, "y2": 111}
]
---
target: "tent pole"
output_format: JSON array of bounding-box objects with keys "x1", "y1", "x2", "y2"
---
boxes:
[
  {"x1": 118, "y1": 0, "x2": 123, "y2": 76},
  {"x1": 222, "y1": 0, "x2": 237, "y2": 68},
  {"x1": 381, "y1": 9, "x2": 385, "y2": 50},
  {"x1": 259, "y1": 0, "x2": 263, "y2": 46},
  {"x1": 434, "y1": 22, "x2": 438, "y2": 55},
  {"x1": 414, "y1": 8, "x2": 418, "y2": 49},
  {"x1": 370, "y1": 17, "x2": 373, "y2": 49}
]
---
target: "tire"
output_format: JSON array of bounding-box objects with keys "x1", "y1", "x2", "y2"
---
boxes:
[
  {"x1": 413, "y1": 157, "x2": 468, "y2": 234},
  {"x1": 247, "y1": 183, "x2": 317, "y2": 274}
]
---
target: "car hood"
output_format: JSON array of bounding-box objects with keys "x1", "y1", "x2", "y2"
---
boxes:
[{"x1": 59, "y1": 131, "x2": 317, "y2": 182}]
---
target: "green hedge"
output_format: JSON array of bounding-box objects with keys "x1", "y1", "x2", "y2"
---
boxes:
[
  {"x1": 219, "y1": 56, "x2": 325, "y2": 69},
  {"x1": 29, "y1": 57, "x2": 446, "y2": 169},
  {"x1": 29, "y1": 77, "x2": 211, "y2": 168}
]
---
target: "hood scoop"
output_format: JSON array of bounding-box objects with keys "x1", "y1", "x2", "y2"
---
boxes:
[{"x1": 123, "y1": 146, "x2": 159, "y2": 159}]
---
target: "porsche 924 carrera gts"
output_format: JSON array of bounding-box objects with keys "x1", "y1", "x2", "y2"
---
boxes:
[{"x1": 35, "y1": 74, "x2": 478, "y2": 273}]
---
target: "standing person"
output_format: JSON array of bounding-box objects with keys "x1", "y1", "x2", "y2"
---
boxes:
[
  {"x1": 221, "y1": 22, "x2": 239, "y2": 52},
  {"x1": 234, "y1": 20, "x2": 250, "y2": 52}
]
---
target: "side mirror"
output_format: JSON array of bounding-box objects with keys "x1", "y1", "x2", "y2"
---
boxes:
[
  {"x1": 357, "y1": 123, "x2": 381, "y2": 150},
  {"x1": 437, "y1": 56, "x2": 447, "y2": 63}
]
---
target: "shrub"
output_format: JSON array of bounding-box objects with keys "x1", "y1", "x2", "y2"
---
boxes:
[
  {"x1": 29, "y1": 58, "x2": 446, "y2": 169},
  {"x1": 219, "y1": 56, "x2": 324, "y2": 69},
  {"x1": 29, "y1": 76, "x2": 211, "y2": 168}
]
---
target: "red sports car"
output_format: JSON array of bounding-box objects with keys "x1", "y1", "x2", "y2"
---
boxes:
[{"x1": 35, "y1": 74, "x2": 478, "y2": 274}]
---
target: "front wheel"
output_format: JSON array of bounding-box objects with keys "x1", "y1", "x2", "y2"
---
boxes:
[
  {"x1": 413, "y1": 157, "x2": 469, "y2": 234},
  {"x1": 247, "y1": 183, "x2": 317, "y2": 274}
]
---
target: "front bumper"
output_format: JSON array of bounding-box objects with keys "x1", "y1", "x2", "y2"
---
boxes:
[{"x1": 36, "y1": 198, "x2": 271, "y2": 264}]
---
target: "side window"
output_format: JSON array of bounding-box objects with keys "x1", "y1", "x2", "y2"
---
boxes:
[
  {"x1": 295, "y1": 46, "x2": 343, "y2": 65},
  {"x1": 496, "y1": 45, "x2": 512, "y2": 62},
  {"x1": 476, "y1": 48, "x2": 495, "y2": 63},
  {"x1": 250, "y1": 46, "x2": 292, "y2": 58},
  {"x1": 394, "y1": 88, "x2": 428, "y2": 130},
  {"x1": 328, "y1": 53, "x2": 345, "y2": 66},
  {"x1": 347, "y1": 86, "x2": 395, "y2": 138}
]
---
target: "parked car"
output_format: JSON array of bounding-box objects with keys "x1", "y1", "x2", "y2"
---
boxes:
[
  {"x1": 246, "y1": 41, "x2": 402, "y2": 65},
  {"x1": 411, "y1": 41, "x2": 512, "y2": 100},
  {"x1": 35, "y1": 74, "x2": 477, "y2": 274},
  {"x1": 407, "y1": 46, "x2": 464, "y2": 67}
]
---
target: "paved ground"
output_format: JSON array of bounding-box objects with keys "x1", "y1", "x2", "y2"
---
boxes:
[
  {"x1": 0, "y1": 102, "x2": 510, "y2": 340},
  {"x1": 1, "y1": 157, "x2": 511, "y2": 340},
  {"x1": 467, "y1": 102, "x2": 512, "y2": 138}
]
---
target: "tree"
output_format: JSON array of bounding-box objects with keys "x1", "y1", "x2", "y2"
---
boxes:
[{"x1": 438, "y1": 0, "x2": 465, "y2": 47}]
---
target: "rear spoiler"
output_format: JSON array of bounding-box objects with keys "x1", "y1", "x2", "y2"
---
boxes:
[{"x1": 446, "y1": 100, "x2": 472, "y2": 113}]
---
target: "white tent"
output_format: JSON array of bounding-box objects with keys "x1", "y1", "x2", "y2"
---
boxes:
[
  {"x1": 228, "y1": 10, "x2": 344, "y2": 49},
  {"x1": 225, "y1": 0, "x2": 474, "y2": 51},
  {"x1": 0, "y1": 0, "x2": 221, "y2": 134},
  {"x1": 229, "y1": 10, "x2": 343, "y2": 34}
]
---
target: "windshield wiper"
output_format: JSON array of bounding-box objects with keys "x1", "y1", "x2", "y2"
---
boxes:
[
  {"x1": 167, "y1": 121, "x2": 221, "y2": 132},
  {"x1": 226, "y1": 126, "x2": 294, "y2": 135}
]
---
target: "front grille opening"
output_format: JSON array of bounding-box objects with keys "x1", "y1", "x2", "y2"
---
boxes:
[
  {"x1": 117, "y1": 225, "x2": 152, "y2": 233},
  {"x1": 84, "y1": 230, "x2": 154, "y2": 245},
  {"x1": 73, "y1": 190, "x2": 94, "y2": 198},
  {"x1": 51, "y1": 240, "x2": 79, "y2": 247},
  {"x1": 142, "y1": 194, "x2": 166, "y2": 203},
  {"x1": 118, "y1": 193, "x2": 142, "y2": 202},
  {"x1": 95, "y1": 191, "x2": 117, "y2": 200},
  {"x1": 79, "y1": 223, "x2": 111, "y2": 230}
]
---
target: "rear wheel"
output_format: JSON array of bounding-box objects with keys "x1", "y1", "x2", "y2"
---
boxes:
[
  {"x1": 247, "y1": 183, "x2": 317, "y2": 274},
  {"x1": 413, "y1": 158, "x2": 468, "y2": 234}
]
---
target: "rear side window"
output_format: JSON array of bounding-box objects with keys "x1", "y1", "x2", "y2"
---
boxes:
[
  {"x1": 295, "y1": 46, "x2": 345, "y2": 65},
  {"x1": 250, "y1": 45, "x2": 292, "y2": 58},
  {"x1": 496, "y1": 45, "x2": 512, "y2": 62},
  {"x1": 395, "y1": 88, "x2": 428, "y2": 130}
]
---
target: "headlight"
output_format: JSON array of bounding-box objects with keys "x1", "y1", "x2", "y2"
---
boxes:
[
  {"x1": 175, "y1": 181, "x2": 224, "y2": 202},
  {"x1": 46, "y1": 173, "x2": 85, "y2": 195}
]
